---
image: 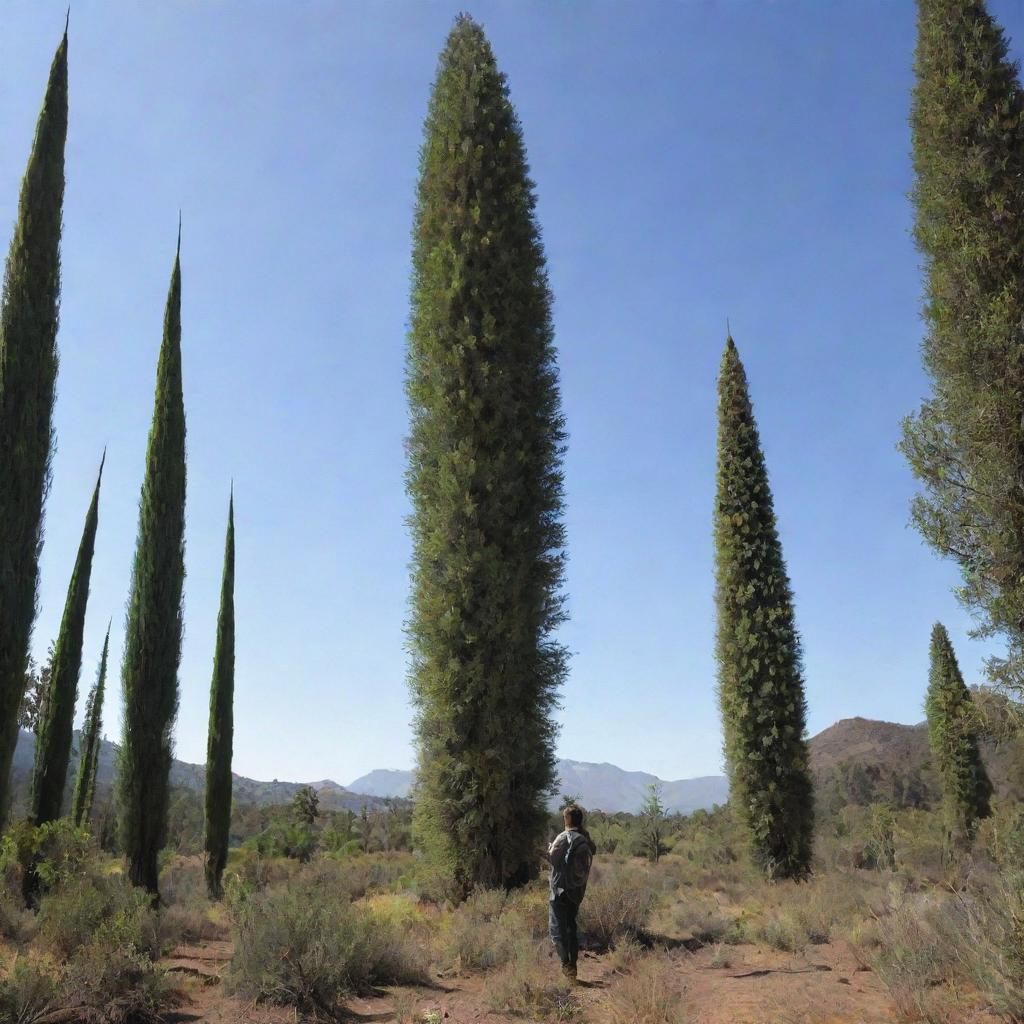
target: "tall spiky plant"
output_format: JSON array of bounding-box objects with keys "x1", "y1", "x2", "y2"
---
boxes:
[
  {"x1": 204, "y1": 491, "x2": 235, "y2": 899},
  {"x1": 31, "y1": 453, "x2": 104, "y2": 826},
  {"x1": 926, "y1": 623, "x2": 993, "y2": 849},
  {"x1": 72, "y1": 624, "x2": 109, "y2": 828},
  {"x1": 117, "y1": 234, "x2": 186, "y2": 899},
  {"x1": 0, "y1": 25, "x2": 69, "y2": 824},
  {"x1": 406, "y1": 15, "x2": 568, "y2": 893},
  {"x1": 900, "y1": 0, "x2": 1024, "y2": 691},
  {"x1": 714, "y1": 336, "x2": 814, "y2": 880}
]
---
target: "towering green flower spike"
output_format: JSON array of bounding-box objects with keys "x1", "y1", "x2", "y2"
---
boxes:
[
  {"x1": 204, "y1": 490, "x2": 235, "y2": 899},
  {"x1": 406, "y1": 15, "x2": 568, "y2": 894},
  {"x1": 117, "y1": 232, "x2": 186, "y2": 899},
  {"x1": 72, "y1": 622, "x2": 109, "y2": 828},
  {"x1": 31, "y1": 453, "x2": 104, "y2": 826},
  {"x1": 0, "y1": 25, "x2": 69, "y2": 824},
  {"x1": 901, "y1": 0, "x2": 1024, "y2": 689},
  {"x1": 714, "y1": 336, "x2": 814, "y2": 880},
  {"x1": 926, "y1": 623, "x2": 993, "y2": 849}
]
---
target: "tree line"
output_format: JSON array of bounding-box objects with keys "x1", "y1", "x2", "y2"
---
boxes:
[
  {"x1": 0, "y1": 0, "x2": 1014, "y2": 909},
  {"x1": 0, "y1": 25, "x2": 235, "y2": 903}
]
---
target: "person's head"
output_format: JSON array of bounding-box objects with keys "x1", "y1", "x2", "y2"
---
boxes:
[{"x1": 563, "y1": 805, "x2": 584, "y2": 829}]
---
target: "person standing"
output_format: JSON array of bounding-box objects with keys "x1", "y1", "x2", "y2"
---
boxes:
[{"x1": 548, "y1": 805, "x2": 597, "y2": 982}]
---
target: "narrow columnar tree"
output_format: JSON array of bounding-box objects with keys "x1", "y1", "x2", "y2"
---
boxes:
[
  {"x1": 926, "y1": 623, "x2": 993, "y2": 848},
  {"x1": 900, "y1": 0, "x2": 1024, "y2": 691},
  {"x1": 72, "y1": 623, "x2": 109, "y2": 828},
  {"x1": 0, "y1": 26, "x2": 69, "y2": 823},
  {"x1": 31, "y1": 454, "x2": 104, "y2": 826},
  {"x1": 406, "y1": 15, "x2": 568, "y2": 894},
  {"x1": 117, "y1": 236, "x2": 186, "y2": 899},
  {"x1": 714, "y1": 336, "x2": 814, "y2": 880},
  {"x1": 204, "y1": 492, "x2": 235, "y2": 899}
]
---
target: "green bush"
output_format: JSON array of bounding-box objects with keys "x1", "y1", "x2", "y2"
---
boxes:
[
  {"x1": 0, "y1": 955, "x2": 57, "y2": 1024},
  {"x1": 37, "y1": 872, "x2": 158, "y2": 960}
]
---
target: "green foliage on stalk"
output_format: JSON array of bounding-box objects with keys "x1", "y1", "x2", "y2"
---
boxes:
[
  {"x1": 117, "y1": 237, "x2": 186, "y2": 899},
  {"x1": 0, "y1": 27, "x2": 69, "y2": 824},
  {"x1": 714, "y1": 337, "x2": 814, "y2": 880},
  {"x1": 925, "y1": 623, "x2": 993, "y2": 848},
  {"x1": 31, "y1": 455, "x2": 104, "y2": 827},
  {"x1": 72, "y1": 624, "x2": 109, "y2": 828},
  {"x1": 900, "y1": 0, "x2": 1024, "y2": 691},
  {"x1": 405, "y1": 15, "x2": 568, "y2": 893},
  {"x1": 204, "y1": 493, "x2": 235, "y2": 899}
]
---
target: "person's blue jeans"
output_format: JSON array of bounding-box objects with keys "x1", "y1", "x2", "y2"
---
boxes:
[{"x1": 549, "y1": 893, "x2": 580, "y2": 967}]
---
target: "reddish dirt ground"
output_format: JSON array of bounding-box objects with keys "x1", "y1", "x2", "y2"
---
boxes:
[{"x1": 161, "y1": 934, "x2": 904, "y2": 1024}]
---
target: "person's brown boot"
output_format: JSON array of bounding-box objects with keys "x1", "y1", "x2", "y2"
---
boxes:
[{"x1": 561, "y1": 963, "x2": 578, "y2": 984}]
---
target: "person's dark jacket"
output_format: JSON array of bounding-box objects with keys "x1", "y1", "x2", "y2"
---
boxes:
[{"x1": 548, "y1": 827, "x2": 597, "y2": 903}]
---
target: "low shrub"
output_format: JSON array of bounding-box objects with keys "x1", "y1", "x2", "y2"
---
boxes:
[
  {"x1": 485, "y1": 945, "x2": 580, "y2": 1021},
  {"x1": 228, "y1": 882, "x2": 428, "y2": 1014},
  {"x1": 36, "y1": 872, "x2": 158, "y2": 961},
  {"x1": 0, "y1": 955, "x2": 58, "y2": 1024},
  {"x1": 61, "y1": 941, "x2": 168, "y2": 1024},
  {"x1": 942, "y1": 870, "x2": 1024, "y2": 1020},
  {"x1": 606, "y1": 953, "x2": 687, "y2": 1024},
  {"x1": 861, "y1": 891, "x2": 965, "y2": 1023},
  {"x1": 579, "y1": 861, "x2": 659, "y2": 948},
  {"x1": 669, "y1": 892, "x2": 736, "y2": 944},
  {"x1": 436, "y1": 888, "x2": 532, "y2": 972},
  {"x1": 297, "y1": 851, "x2": 415, "y2": 901}
]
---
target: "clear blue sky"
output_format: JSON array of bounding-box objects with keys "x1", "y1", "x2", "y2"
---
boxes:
[{"x1": 1, "y1": 1, "x2": 1014, "y2": 787}]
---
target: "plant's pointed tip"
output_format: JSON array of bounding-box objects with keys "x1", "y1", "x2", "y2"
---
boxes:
[
  {"x1": 97, "y1": 446, "x2": 107, "y2": 480},
  {"x1": 64, "y1": 8, "x2": 70, "y2": 40},
  {"x1": 724, "y1": 321, "x2": 736, "y2": 351},
  {"x1": 176, "y1": 211, "x2": 182, "y2": 258}
]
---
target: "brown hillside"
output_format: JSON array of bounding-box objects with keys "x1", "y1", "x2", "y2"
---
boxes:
[
  {"x1": 810, "y1": 715, "x2": 1024, "y2": 804},
  {"x1": 810, "y1": 717, "x2": 930, "y2": 775}
]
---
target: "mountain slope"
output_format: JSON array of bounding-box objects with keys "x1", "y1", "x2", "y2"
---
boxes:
[
  {"x1": 13, "y1": 715, "x2": 1018, "y2": 821},
  {"x1": 9, "y1": 730, "x2": 392, "y2": 815},
  {"x1": 349, "y1": 760, "x2": 729, "y2": 814}
]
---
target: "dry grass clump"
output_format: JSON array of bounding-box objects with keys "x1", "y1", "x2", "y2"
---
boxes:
[
  {"x1": 485, "y1": 944, "x2": 581, "y2": 1021},
  {"x1": 939, "y1": 870, "x2": 1024, "y2": 1021},
  {"x1": 853, "y1": 889, "x2": 967, "y2": 1023},
  {"x1": 579, "y1": 860, "x2": 659, "y2": 949},
  {"x1": 436, "y1": 888, "x2": 534, "y2": 972},
  {"x1": 606, "y1": 952, "x2": 688, "y2": 1024},
  {"x1": 669, "y1": 890, "x2": 740, "y2": 945},
  {"x1": 739, "y1": 872, "x2": 878, "y2": 952},
  {"x1": 607, "y1": 934, "x2": 644, "y2": 974},
  {"x1": 157, "y1": 855, "x2": 228, "y2": 946}
]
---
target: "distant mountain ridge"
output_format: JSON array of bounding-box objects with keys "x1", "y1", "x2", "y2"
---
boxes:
[
  {"x1": 348, "y1": 760, "x2": 730, "y2": 814},
  {"x1": 14, "y1": 716, "x2": 1013, "y2": 819}
]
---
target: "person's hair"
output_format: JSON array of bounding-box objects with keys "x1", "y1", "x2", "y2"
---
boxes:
[{"x1": 563, "y1": 805, "x2": 584, "y2": 828}]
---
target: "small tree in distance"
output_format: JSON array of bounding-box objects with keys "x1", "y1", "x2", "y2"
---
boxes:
[
  {"x1": 639, "y1": 783, "x2": 666, "y2": 863},
  {"x1": 926, "y1": 623, "x2": 993, "y2": 851},
  {"x1": 292, "y1": 786, "x2": 319, "y2": 828}
]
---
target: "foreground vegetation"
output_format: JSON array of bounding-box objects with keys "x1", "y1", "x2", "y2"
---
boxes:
[{"x1": 0, "y1": 791, "x2": 1023, "y2": 1023}]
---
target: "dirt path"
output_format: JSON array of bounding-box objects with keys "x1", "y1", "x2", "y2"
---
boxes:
[{"x1": 161, "y1": 936, "x2": 901, "y2": 1023}]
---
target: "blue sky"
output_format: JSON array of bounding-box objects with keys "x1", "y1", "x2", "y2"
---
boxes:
[{"x1": 1, "y1": 1, "x2": 1014, "y2": 787}]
